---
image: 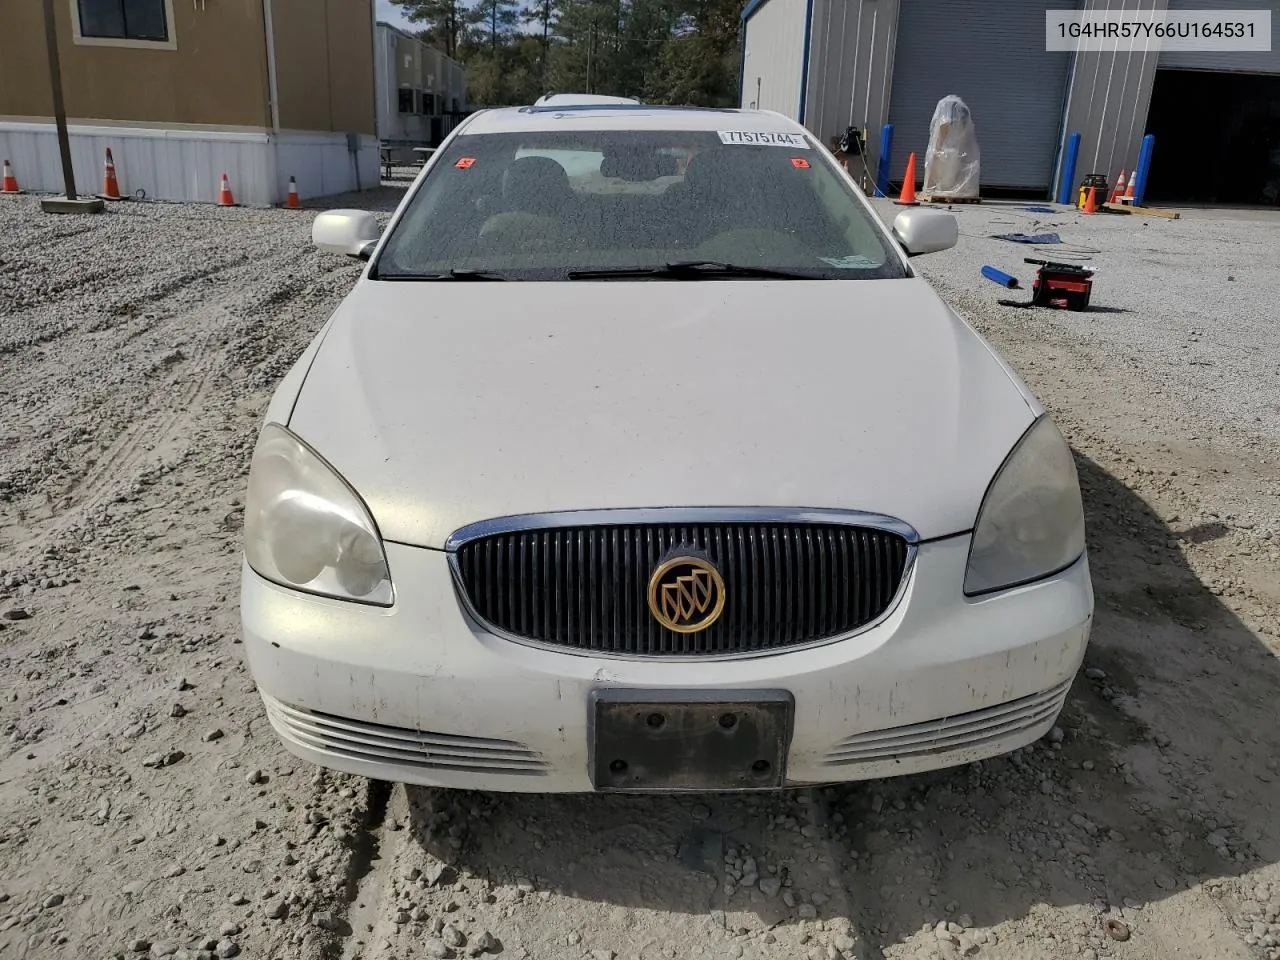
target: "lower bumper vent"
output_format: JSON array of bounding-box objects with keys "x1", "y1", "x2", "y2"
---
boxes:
[
  {"x1": 823, "y1": 678, "x2": 1071, "y2": 766},
  {"x1": 264, "y1": 697, "x2": 549, "y2": 776}
]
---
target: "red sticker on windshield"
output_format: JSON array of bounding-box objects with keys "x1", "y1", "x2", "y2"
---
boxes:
[
  {"x1": 455, "y1": 157, "x2": 476, "y2": 169},
  {"x1": 791, "y1": 157, "x2": 811, "y2": 169}
]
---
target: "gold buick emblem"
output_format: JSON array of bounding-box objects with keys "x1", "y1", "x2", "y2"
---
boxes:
[{"x1": 647, "y1": 556, "x2": 726, "y2": 633}]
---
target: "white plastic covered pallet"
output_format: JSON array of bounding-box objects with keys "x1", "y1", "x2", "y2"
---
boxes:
[{"x1": 922, "y1": 95, "x2": 981, "y2": 199}]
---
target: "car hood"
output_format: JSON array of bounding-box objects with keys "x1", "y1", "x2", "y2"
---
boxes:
[{"x1": 288, "y1": 278, "x2": 1037, "y2": 549}]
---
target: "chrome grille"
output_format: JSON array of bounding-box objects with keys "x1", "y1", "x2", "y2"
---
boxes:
[{"x1": 450, "y1": 514, "x2": 913, "y2": 657}]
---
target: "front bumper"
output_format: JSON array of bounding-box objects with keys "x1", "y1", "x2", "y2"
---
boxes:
[{"x1": 241, "y1": 535, "x2": 1093, "y2": 792}]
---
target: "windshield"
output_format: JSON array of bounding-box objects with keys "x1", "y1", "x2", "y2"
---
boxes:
[{"x1": 372, "y1": 127, "x2": 908, "y2": 280}]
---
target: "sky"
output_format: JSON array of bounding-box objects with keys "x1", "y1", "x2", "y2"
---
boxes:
[{"x1": 374, "y1": 0, "x2": 415, "y2": 31}]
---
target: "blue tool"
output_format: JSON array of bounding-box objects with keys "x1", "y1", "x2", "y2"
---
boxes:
[{"x1": 981, "y1": 265, "x2": 1020, "y2": 289}]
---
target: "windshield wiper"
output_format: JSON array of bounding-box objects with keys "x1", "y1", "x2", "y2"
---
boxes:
[
  {"x1": 567, "y1": 260, "x2": 815, "y2": 280},
  {"x1": 380, "y1": 269, "x2": 509, "y2": 281}
]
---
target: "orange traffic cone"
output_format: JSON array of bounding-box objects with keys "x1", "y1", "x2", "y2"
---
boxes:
[
  {"x1": 1109, "y1": 170, "x2": 1126, "y2": 204},
  {"x1": 894, "y1": 152, "x2": 919, "y2": 206},
  {"x1": 1082, "y1": 185, "x2": 1099, "y2": 215},
  {"x1": 1122, "y1": 175, "x2": 1136, "y2": 204},
  {"x1": 1, "y1": 159, "x2": 19, "y2": 194},
  {"x1": 99, "y1": 148, "x2": 122, "y2": 200},
  {"x1": 217, "y1": 173, "x2": 236, "y2": 207},
  {"x1": 285, "y1": 176, "x2": 300, "y2": 209}
]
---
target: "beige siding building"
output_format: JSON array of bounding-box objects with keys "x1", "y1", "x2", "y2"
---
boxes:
[
  {"x1": 374, "y1": 21, "x2": 468, "y2": 157},
  {"x1": 0, "y1": 0, "x2": 379, "y2": 205}
]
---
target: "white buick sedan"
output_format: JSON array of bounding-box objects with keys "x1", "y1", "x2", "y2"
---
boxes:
[{"x1": 240, "y1": 102, "x2": 1093, "y2": 794}]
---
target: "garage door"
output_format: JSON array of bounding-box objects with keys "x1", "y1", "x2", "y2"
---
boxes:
[
  {"x1": 1159, "y1": 0, "x2": 1279, "y2": 73},
  {"x1": 887, "y1": 0, "x2": 1078, "y2": 191}
]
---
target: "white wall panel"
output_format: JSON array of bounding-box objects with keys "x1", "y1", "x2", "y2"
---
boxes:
[
  {"x1": 276, "y1": 132, "x2": 381, "y2": 200},
  {"x1": 741, "y1": 0, "x2": 811, "y2": 119},
  {"x1": 0, "y1": 122, "x2": 272, "y2": 203},
  {"x1": 0, "y1": 123, "x2": 380, "y2": 205}
]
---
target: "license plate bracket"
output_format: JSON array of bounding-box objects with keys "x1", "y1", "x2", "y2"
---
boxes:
[{"x1": 590, "y1": 688, "x2": 794, "y2": 792}]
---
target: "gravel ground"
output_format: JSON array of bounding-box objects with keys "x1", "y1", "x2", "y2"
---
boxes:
[
  {"x1": 1, "y1": 189, "x2": 1279, "y2": 960},
  {"x1": 884, "y1": 199, "x2": 1280, "y2": 453}
]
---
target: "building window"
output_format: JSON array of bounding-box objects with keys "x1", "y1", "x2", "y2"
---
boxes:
[
  {"x1": 422, "y1": 94, "x2": 435, "y2": 116},
  {"x1": 398, "y1": 89, "x2": 415, "y2": 114},
  {"x1": 72, "y1": 0, "x2": 176, "y2": 48},
  {"x1": 78, "y1": 0, "x2": 168, "y2": 40}
]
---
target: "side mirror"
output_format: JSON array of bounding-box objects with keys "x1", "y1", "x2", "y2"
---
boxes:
[
  {"x1": 891, "y1": 208, "x2": 959, "y2": 257},
  {"x1": 313, "y1": 209, "x2": 381, "y2": 259}
]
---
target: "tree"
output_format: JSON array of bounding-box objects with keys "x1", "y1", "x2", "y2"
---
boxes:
[
  {"x1": 503, "y1": 34, "x2": 551, "y2": 103},
  {"x1": 402, "y1": 0, "x2": 749, "y2": 110},
  {"x1": 468, "y1": 0, "x2": 521, "y2": 53},
  {"x1": 390, "y1": 0, "x2": 475, "y2": 59},
  {"x1": 610, "y1": 0, "x2": 676, "y2": 102},
  {"x1": 645, "y1": 0, "x2": 744, "y2": 105},
  {"x1": 460, "y1": 0, "x2": 521, "y2": 101},
  {"x1": 548, "y1": 0, "x2": 616, "y2": 95},
  {"x1": 523, "y1": 0, "x2": 563, "y2": 92}
]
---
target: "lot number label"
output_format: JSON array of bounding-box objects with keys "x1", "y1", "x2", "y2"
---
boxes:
[{"x1": 718, "y1": 131, "x2": 811, "y2": 149}]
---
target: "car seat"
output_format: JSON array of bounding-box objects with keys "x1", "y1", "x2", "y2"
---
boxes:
[
  {"x1": 478, "y1": 156, "x2": 579, "y2": 253},
  {"x1": 671, "y1": 149, "x2": 840, "y2": 256},
  {"x1": 502, "y1": 156, "x2": 577, "y2": 215},
  {"x1": 672, "y1": 150, "x2": 779, "y2": 245}
]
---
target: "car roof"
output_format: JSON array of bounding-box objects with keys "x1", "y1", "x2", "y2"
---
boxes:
[
  {"x1": 458, "y1": 104, "x2": 812, "y2": 137},
  {"x1": 533, "y1": 93, "x2": 642, "y2": 106}
]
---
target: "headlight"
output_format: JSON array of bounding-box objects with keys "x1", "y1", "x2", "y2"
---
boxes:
[
  {"x1": 964, "y1": 414, "x2": 1086, "y2": 596},
  {"x1": 244, "y1": 423, "x2": 394, "y2": 606}
]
